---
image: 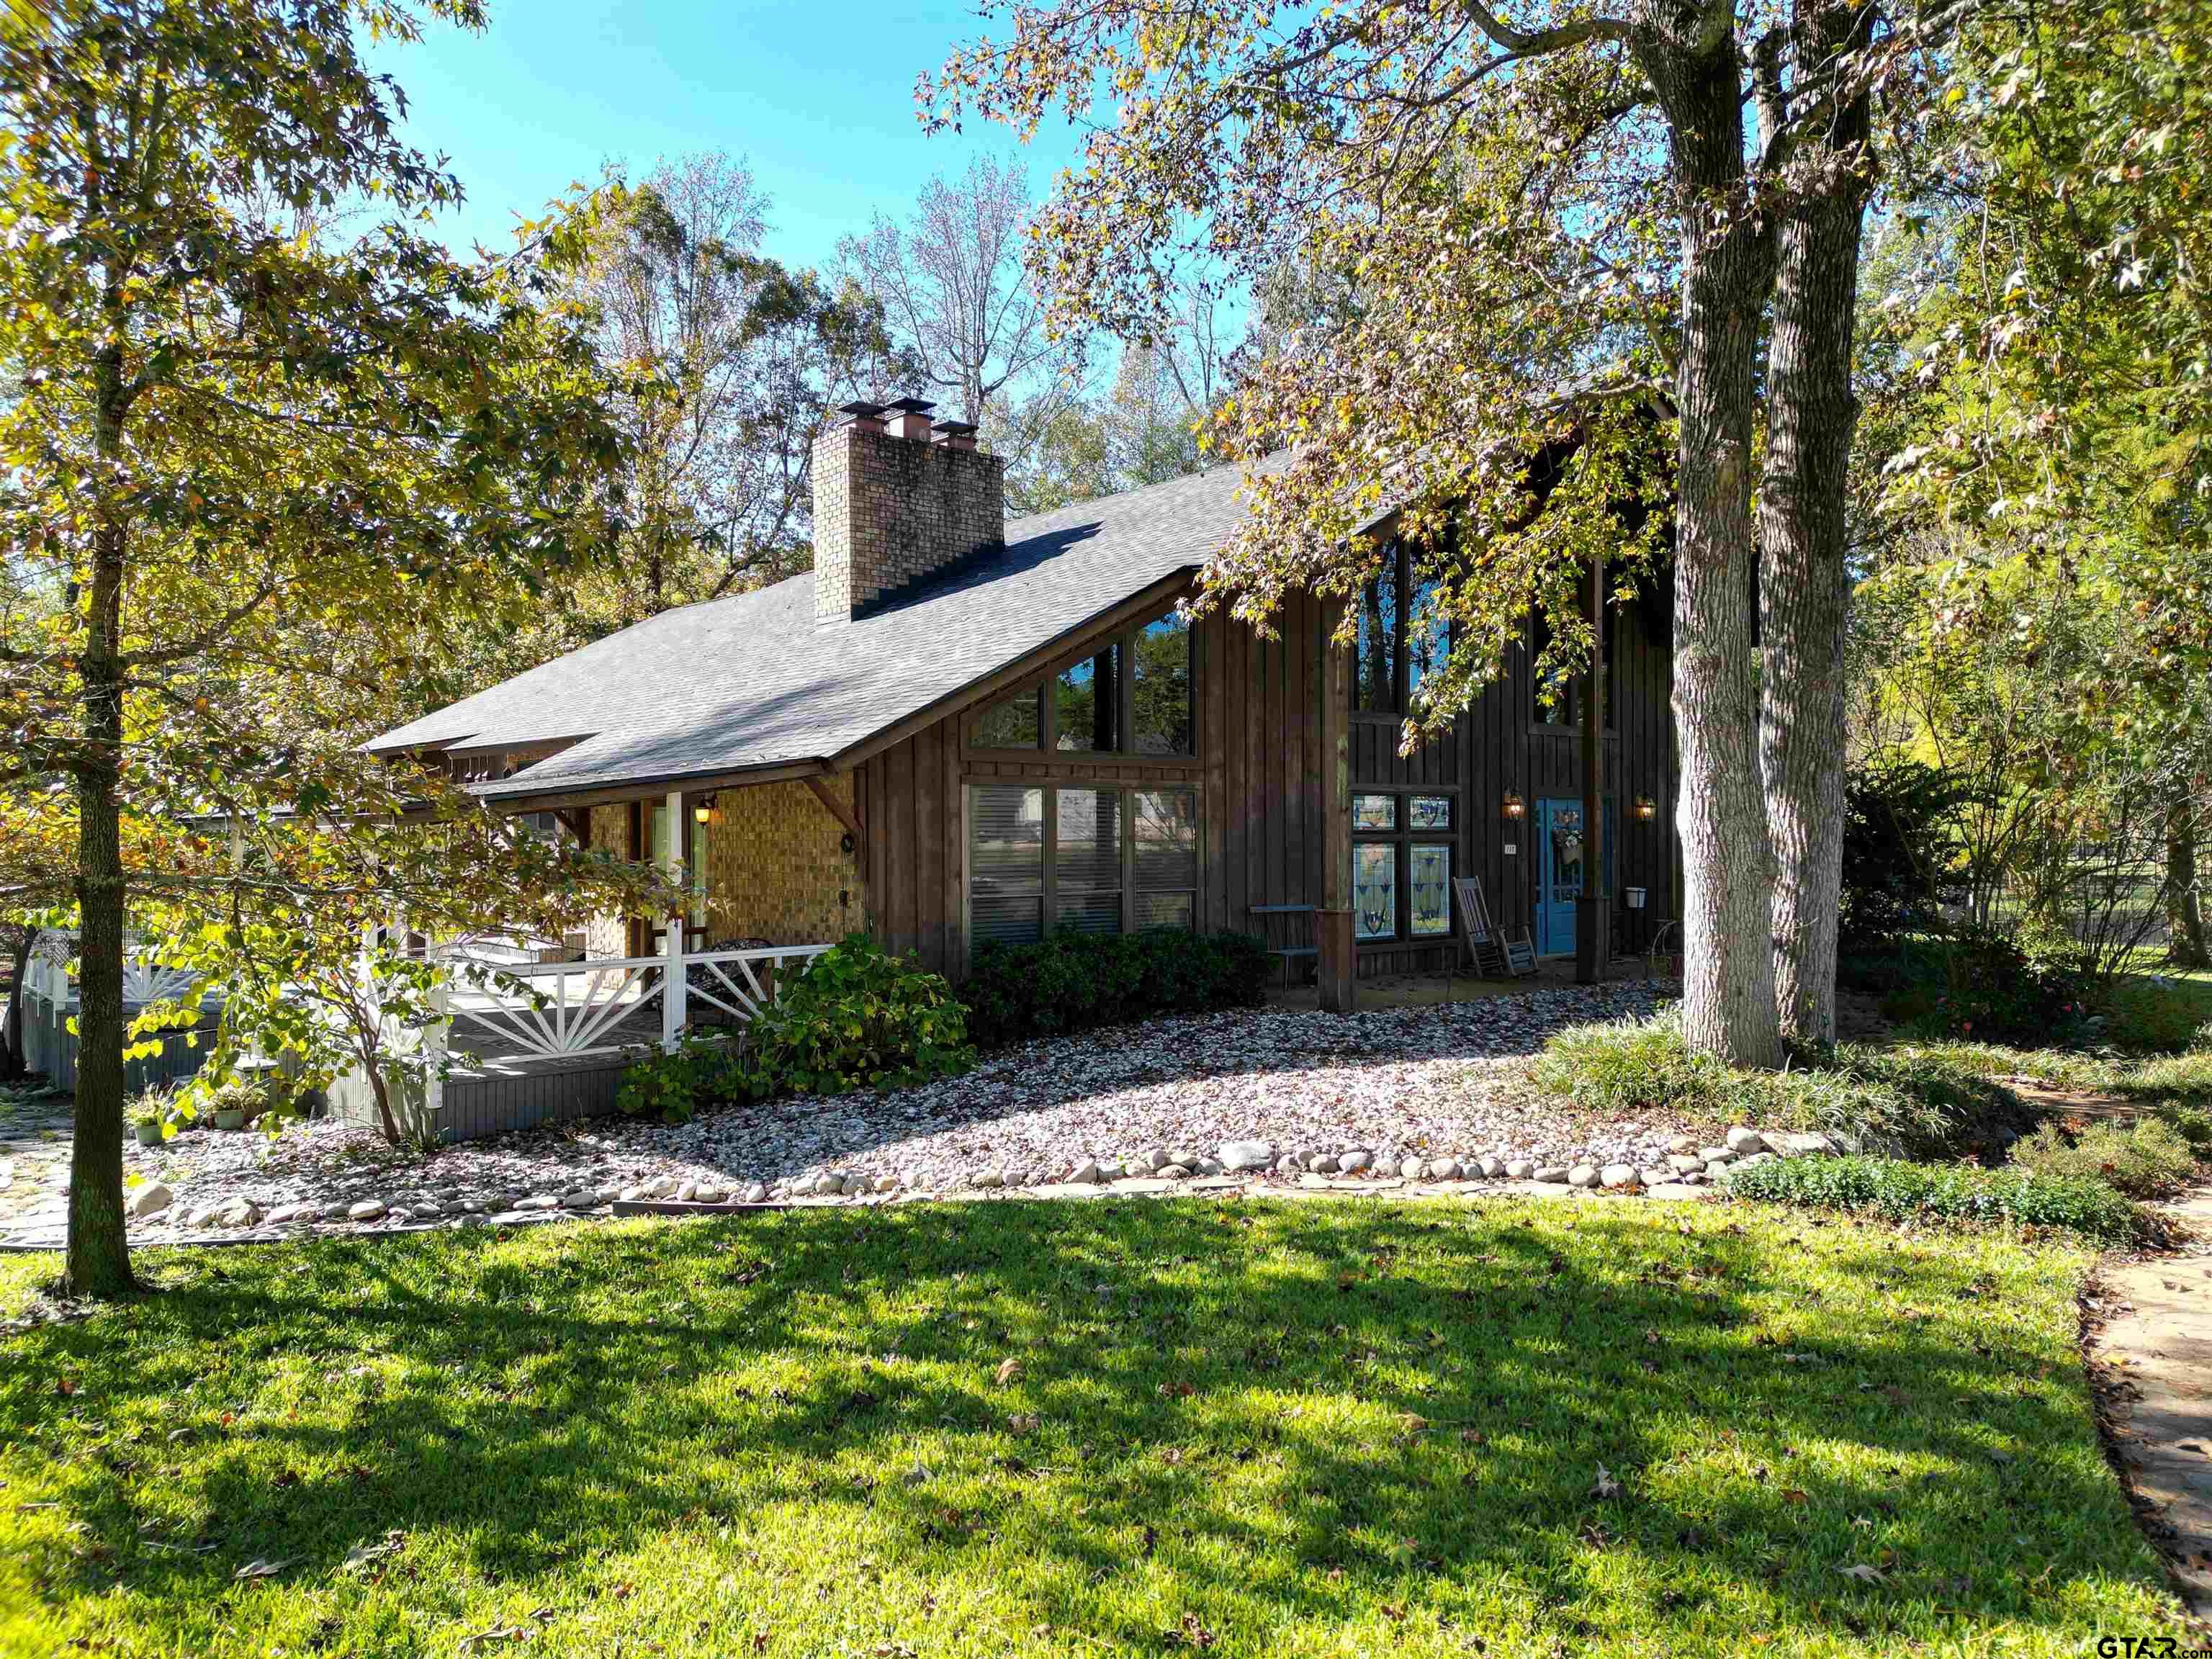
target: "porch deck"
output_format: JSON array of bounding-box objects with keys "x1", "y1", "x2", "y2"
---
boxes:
[{"x1": 328, "y1": 940, "x2": 835, "y2": 1143}]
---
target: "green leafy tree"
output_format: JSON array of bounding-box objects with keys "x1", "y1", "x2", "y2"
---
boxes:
[
  {"x1": 930, "y1": 0, "x2": 1936, "y2": 1061},
  {"x1": 0, "y1": 0, "x2": 644, "y2": 1296},
  {"x1": 459, "y1": 153, "x2": 908, "y2": 680},
  {"x1": 1864, "y1": 0, "x2": 2212, "y2": 971}
]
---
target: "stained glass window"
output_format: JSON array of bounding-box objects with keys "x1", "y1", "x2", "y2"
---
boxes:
[{"x1": 1354, "y1": 844, "x2": 1398, "y2": 940}]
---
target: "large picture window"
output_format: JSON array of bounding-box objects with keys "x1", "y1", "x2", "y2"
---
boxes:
[
  {"x1": 1531, "y1": 613, "x2": 1617, "y2": 729},
  {"x1": 971, "y1": 606, "x2": 1195, "y2": 757},
  {"x1": 1354, "y1": 540, "x2": 1450, "y2": 716},
  {"x1": 968, "y1": 783, "x2": 1200, "y2": 947},
  {"x1": 1131, "y1": 614, "x2": 1192, "y2": 754},
  {"x1": 1055, "y1": 646, "x2": 1120, "y2": 753}
]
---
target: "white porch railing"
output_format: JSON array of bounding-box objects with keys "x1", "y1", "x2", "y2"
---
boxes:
[
  {"x1": 439, "y1": 942, "x2": 834, "y2": 1066},
  {"x1": 20, "y1": 929, "x2": 205, "y2": 1010}
]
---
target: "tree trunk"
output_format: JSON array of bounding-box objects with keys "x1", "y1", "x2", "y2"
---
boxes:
[
  {"x1": 1637, "y1": 22, "x2": 1783, "y2": 1066},
  {"x1": 1, "y1": 930, "x2": 31, "y2": 1082},
  {"x1": 1758, "y1": 0, "x2": 1874, "y2": 1053},
  {"x1": 63, "y1": 351, "x2": 135, "y2": 1299},
  {"x1": 2171, "y1": 780, "x2": 2209, "y2": 968}
]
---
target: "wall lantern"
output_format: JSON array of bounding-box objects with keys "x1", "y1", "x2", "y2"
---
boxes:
[
  {"x1": 1501, "y1": 792, "x2": 1525, "y2": 821},
  {"x1": 1632, "y1": 794, "x2": 1658, "y2": 823},
  {"x1": 693, "y1": 797, "x2": 721, "y2": 827}
]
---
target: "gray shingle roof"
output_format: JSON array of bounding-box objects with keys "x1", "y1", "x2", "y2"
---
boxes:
[{"x1": 369, "y1": 457, "x2": 1276, "y2": 801}]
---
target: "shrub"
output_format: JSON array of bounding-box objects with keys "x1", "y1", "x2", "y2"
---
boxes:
[
  {"x1": 1821, "y1": 1045, "x2": 2044, "y2": 1160},
  {"x1": 2104, "y1": 975, "x2": 2212, "y2": 1055},
  {"x1": 616, "y1": 1032, "x2": 742, "y2": 1124},
  {"x1": 2009, "y1": 1115, "x2": 2203, "y2": 1198},
  {"x1": 1925, "y1": 922, "x2": 2096, "y2": 1045},
  {"x1": 1530, "y1": 1017, "x2": 2042, "y2": 1159},
  {"x1": 1724, "y1": 1154, "x2": 2143, "y2": 1243},
  {"x1": 1839, "y1": 761, "x2": 1961, "y2": 954},
  {"x1": 1529, "y1": 1015, "x2": 1737, "y2": 1116},
  {"x1": 734, "y1": 934, "x2": 973, "y2": 1100},
  {"x1": 963, "y1": 927, "x2": 1269, "y2": 1048},
  {"x1": 172, "y1": 1069, "x2": 297, "y2": 1132},
  {"x1": 2128, "y1": 1053, "x2": 2212, "y2": 1118}
]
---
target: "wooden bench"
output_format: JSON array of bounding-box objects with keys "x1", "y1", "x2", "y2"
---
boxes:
[{"x1": 1248, "y1": 904, "x2": 1319, "y2": 986}]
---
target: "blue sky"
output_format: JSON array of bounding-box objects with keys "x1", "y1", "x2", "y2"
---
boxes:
[{"x1": 366, "y1": 1, "x2": 1091, "y2": 273}]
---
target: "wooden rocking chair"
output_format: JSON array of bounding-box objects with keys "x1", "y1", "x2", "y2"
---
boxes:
[{"x1": 1453, "y1": 876, "x2": 1537, "y2": 979}]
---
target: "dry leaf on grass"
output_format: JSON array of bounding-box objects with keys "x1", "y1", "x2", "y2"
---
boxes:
[
  {"x1": 994, "y1": 1358, "x2": 1023, "y2": 1387},
  {"x1": 1590, "y1": 1464, "x2": 1622, "y2": 1500},
  {"x1": 1836, "y1": 1563, "x2": 1889, "y2": 1585},
  {"x1": 233, "y1": 1557, "x2": 292, "y2": 1581}
]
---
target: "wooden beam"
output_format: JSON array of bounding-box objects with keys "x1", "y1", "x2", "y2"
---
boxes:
[
  {"x1": 1575, "y1": 549, "x2": 1609, "y2": 985},
  {"x1": 801, "y1": 774, "x2": 865, "y2": 846},
  {"x1": 1317, "y1": 595, "x2": 1357, "y2": 1013}
]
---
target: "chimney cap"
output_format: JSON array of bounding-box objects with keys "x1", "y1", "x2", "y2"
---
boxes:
[
  {"x1": 837, "y1": 400, "x2": 888, "y2": 420},
  {"x1": 931, "y1": 418, "x2": 979, "y2": 436},
  {"x1": 883, "y1": 396, "x2": 938, "y2": 415}
]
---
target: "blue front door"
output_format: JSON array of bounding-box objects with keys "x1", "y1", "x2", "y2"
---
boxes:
[{"x1": 1536, "y1": 799, "x2": 1585, "y2": 956}]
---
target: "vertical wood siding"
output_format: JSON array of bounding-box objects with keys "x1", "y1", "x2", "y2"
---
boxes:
[{"x1": 848, "y1": 580, "x2": 1677, "y2": 980}]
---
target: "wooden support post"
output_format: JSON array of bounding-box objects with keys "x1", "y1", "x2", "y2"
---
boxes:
[
  {"x1": 1318, "y1": 601, "x2": 1357, "y2": 1012},
  {"x1": 662, "y1": 787, "x2": 686, "y2": 1048},
  {"x1": 1575, "y1": 551, "x2": 1609, "y2": 984},
  {"x1": 424, "y1": 931, "x2": 449, "y2": 1125}
]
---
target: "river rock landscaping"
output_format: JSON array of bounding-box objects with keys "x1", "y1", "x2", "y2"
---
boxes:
[{"x1": 0, "y1": 979, "x2": 1859, "y2": 1251}]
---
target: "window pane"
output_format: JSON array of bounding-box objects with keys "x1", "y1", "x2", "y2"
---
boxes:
[
  {"x1": 1055, "y1": 644, "x2": 1121, "y2": 751},
  {"x1": 1055, "y1": 787, "x2": 1121, "y2": 894},
  {"x1": 972, "y1": 894, "x2": 1045, "y2": 945},
  {"x1": 1136, "y1": 892, "x2": 1193, "y2": 930},
  {"x1": 1409, "y1": 795, "x2": 1452, "y2": 830},
  {"x1": 1407, "y1": 578, "x2": 1448, "y2": 701},
  {"x1": 1411, "y1": 845, "x2": 1452, "y2": 936},
  {"x1": 969, "y1": 786, "x2": 1045, "y2": 948},
  {"x1": 1354, "y1": 567, "x2": 1398, "y2": 712},
  {"x1": 974, "y1": 687, "x2": 1040, "y2": 749},
  {"x1": 1534, "y1": 659, "x2": 1575, "y2": 725},
  {"x1": 1133, "y1": 790, "x2": 1198, "y2": 891},
  {"x1": 1131, "y1": 614, "x2": 1192, "y2": 755},
  {"x1": 1058, "y1": 891, "x2": 1122, "y2": 934},
  {"x1": 1354, "y1": 844, "x2": 1397, "y2": 940},
  {"x1": 1353, "y1": 793, "x2": 1397, "y2": 832}
]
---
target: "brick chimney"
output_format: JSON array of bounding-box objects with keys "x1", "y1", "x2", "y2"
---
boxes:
[{"x1": 813, "y1": 397, "x2": 1005, "y2": 626}]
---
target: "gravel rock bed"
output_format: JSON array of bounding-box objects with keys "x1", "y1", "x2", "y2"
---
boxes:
[{"x1": 0, "y1": 978, "x2": 1845, "y2": 1251}]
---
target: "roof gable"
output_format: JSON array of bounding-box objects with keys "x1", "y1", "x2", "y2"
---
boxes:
[{"x1": 369, "y1": 457, "x2": 1276, "y2": 801}]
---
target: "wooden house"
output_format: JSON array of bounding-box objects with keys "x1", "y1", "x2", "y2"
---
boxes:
[{"x1": 371, "y1": 397, "x2": 1680, "y2": 1009}]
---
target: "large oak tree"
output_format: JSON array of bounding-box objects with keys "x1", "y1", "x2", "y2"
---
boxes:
[{"x1": 932, "y1": 0, "x2": 1932, "y2": 1059}]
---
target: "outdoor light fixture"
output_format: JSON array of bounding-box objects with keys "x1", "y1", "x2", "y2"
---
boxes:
[
  {"x1": 693, "y1": 801, "x2": 712, "y2": 824},
  {"x1": 1501, "y1": 792, "x2": 1525, "y2": 820},
  {"x1": 1632, "y1": 794, "x2": 1657, "y2": 822}
]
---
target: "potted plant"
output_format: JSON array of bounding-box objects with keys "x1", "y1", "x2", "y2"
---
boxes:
[
  {"x1": 199, "y1": 1076, "x2": 259, "y2": 1132},
  {"x1": 132, "y1": 1108, "x2": 166, "y2": 1146}
]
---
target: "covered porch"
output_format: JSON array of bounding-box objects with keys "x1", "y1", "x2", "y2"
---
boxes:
[{"x1": 329, "y1": 770, "x2": 866, "y2": 1141}]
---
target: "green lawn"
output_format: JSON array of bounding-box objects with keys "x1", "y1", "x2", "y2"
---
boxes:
[{"x1": 0, "y1": 1200, "x2": 2185, "y2": 1657}]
